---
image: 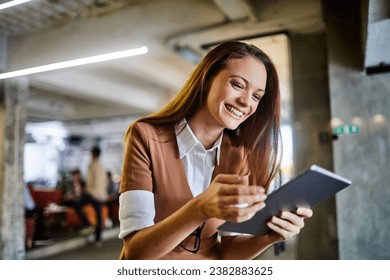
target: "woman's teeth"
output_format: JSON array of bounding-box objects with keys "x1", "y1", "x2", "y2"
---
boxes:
[{"x1": 225, "y1": 104, "x2": 244, "y2": 117}]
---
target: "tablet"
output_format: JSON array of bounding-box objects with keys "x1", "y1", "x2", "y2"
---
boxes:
[{"x1": 218, "y1": 165, "x2": 352, "y2": 236}]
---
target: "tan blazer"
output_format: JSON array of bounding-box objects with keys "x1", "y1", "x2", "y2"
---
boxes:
[{"x1": 119, "y1": 121, "x2": 250, "y2": 259}]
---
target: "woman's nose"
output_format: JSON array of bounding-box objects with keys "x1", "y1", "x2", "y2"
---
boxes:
[{"x1": 237, "y1": 92, "x2": 250, "y2": 107}]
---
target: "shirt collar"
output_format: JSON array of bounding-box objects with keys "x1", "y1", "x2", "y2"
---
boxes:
[{"x1": 175, "y1": 119, "x2": 223, "y2": 165}]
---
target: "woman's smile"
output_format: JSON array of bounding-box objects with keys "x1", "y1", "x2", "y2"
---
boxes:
[{"x1": 225, "y1": 104, "x2": 245, "y2": 118}]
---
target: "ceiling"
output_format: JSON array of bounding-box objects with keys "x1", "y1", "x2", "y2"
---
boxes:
[{"x1": 2, "y1": 0, "x2": 327, "y2": 123}]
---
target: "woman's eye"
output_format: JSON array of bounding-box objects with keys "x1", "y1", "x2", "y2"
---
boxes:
[
  {"x1": 231, "y1": 81, "x2": 243, "y2": 90},
  {"x1": 252, "y1": 94, "x2": 262, "y2": 101}
]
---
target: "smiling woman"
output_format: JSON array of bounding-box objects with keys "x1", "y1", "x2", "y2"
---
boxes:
[{"x1": 118, "y1": 41, "x2": 313, "y2": 260}]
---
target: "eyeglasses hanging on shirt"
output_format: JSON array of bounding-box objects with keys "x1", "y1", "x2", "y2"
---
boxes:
[{"x1": 180, "y1": 222, "x2": 206, "y2": 254}]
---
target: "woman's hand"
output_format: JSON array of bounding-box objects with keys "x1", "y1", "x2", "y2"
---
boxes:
[
  {"x1": 194, "y1": 174, "x2": 267, "y2": 223},
  {"x1": 266, "y1": 207, "x2": 313, "y2": 242}
]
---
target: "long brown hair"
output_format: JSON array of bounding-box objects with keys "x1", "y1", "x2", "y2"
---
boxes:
[{"x1": 124, "y1": 41, "x2": 281, "y2": 190}]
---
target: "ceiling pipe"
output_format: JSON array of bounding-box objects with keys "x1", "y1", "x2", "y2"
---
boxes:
[
  {"x1": 213, "y1": 0, "x2": 257, "y2": 22},
  {"x1": 167, "y1": 0, "x2": 259, "y2": 63}
]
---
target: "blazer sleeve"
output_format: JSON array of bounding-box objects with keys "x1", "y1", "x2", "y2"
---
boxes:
[{"x1": 120, "y1": 123, "x2": 153, "y2": 193}]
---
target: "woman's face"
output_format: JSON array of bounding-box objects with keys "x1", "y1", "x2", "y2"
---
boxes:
[{"x1": 205, "y1": 55, "x2": 267, "y2": 130}]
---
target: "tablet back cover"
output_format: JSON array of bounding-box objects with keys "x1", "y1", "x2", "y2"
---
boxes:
[{"x1": 218, "y1": 165, "x2": 351, "y2": 236}]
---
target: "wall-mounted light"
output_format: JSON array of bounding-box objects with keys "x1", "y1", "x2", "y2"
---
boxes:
[
  {"x1": 330, "y1": 117, "x2": 343, "y2": 128},
  {"x1": 0, "y1": 46, "x2": 148, "y2": 80},
  {"x1": 373, "y1": 114, "x2": 386, "y2": 124},
  {"x1": 0, "y1": 0, "x2": 34, "y2": 11}
]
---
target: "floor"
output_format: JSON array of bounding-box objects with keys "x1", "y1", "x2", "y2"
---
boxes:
[{"x1": 26, "y1": 226, "x2": 123, "y2": 260}]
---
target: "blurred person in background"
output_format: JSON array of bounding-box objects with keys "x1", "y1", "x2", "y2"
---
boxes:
[
  {"x1": 105, "y1": 171, "x2": 120, "y2": 227},
  {"x1": 24, "y1": 182, "x2": 53, "y2": 248},
  {"x1": 62, "y1": 168, "x2": 103, "y2": 246},
  {"x1": 85, "y1": 145, "x2": 108, "y2": 246}
]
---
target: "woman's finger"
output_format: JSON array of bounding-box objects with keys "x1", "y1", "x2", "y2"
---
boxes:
[
  {"x1": 267, "y1": 220, "x2": 297, "y2": 239},
  {"x1": 222, "y1": 201, "x2": 266, "y2": 222},
  {"x1": 214, "y1": 174, "x2": 248, "y2": 185},
  {"x1": 218, "y1": 193, "x2": 267, "y2": 206},
  {"x1": 279, "y1": 211, "x2": 304, "y2": 228},
  {"x1": 296, "y1": 207, "x2": 313, "y2": 218},
  {"x1": 218, "y1": 184, "x2": 265, "y2": 196},
  {"x1": 270, "y1": 216, "x2": 299, "y2": 232}
]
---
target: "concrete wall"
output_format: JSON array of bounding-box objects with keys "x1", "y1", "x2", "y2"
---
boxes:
[
  {"x1": 0, "y1": 77, "x2": 28, "y2": 259},
  {"x1": 290, "y1": 33, "x2": 338, "y2": 259},
  {"x1": 324, "y1": 0, "x2": 390, "y2": 259}
]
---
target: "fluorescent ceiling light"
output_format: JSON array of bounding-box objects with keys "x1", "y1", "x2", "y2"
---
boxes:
[
  {"x1": 0, "y1": 46, "x2": 148, "y2": 80},
  {"x1": 0, "y1": 0, "x2": 33, "y2": 11}
]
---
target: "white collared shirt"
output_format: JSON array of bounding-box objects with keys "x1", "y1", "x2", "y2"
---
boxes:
[
  {"x1": 176, "y1": 119, "x2": 222, "y2": 197},
  {"x1": 118, "y1": 119, "x2": 223, "y2": 239}
]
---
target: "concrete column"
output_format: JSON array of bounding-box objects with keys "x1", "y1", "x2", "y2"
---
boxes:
[
  {"x1": 0, "y1": 34, "x2": 28, "y2": 259},
  {"x1": 324, "y1": 0, "x2": 390, "y2": 259},
  {"x1": 290, "y1": 33, "x2": 338, "y2": 259}
]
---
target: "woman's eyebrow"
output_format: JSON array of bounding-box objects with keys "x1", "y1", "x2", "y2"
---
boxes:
[{"x1": 229, "y1": 75, "x2": 265, "y2": 92}]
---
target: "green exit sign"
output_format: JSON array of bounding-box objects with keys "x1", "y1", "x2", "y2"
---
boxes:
[{"x1": 333, "y1": 125, "x2": 360, "y2": 135}]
